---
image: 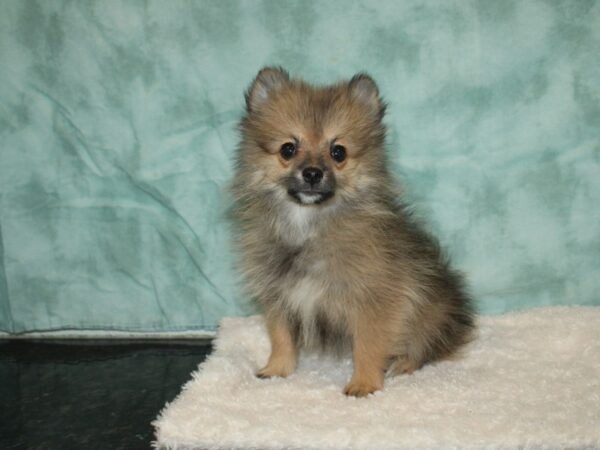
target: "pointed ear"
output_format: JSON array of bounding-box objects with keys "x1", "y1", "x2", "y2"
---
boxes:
[
  {"x1": 245, "y1": 67, "x2": 290, "y2": 112},
  {"x1": 348, "y1": 74, "x2": 385, "y2": 119}
]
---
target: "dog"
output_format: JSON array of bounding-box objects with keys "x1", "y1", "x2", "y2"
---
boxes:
[{"x1": 231, "y1": 67, "x2": 474, "y2": 397}]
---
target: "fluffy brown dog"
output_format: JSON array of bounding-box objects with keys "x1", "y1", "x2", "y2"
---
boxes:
[{"x1": 232, "y1": 67, "x2": 474, "y2": 397}]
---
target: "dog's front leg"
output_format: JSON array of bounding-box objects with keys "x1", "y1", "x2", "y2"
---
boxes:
[
  {"x1": 344, "y1": 318, "x2": 387, "y2": 397},
  {"x1": 256, "y1": 312, "x2": 297, "y2": 379}
]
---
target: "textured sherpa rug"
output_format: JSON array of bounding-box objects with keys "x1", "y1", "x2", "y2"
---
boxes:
[{"x1": 153, "y1": 307, "x2": 600, "y2": 450}]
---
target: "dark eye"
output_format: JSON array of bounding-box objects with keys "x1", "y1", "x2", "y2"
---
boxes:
[
  {"x1": 280, "y1": 142, "x2": 297, "y2": 160},
  {"x1": 330, "y1": 144, "x2": 346, "y2": 163}
]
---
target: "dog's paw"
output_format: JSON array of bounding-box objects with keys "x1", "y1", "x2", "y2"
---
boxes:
[
  {"x1": 343, "y1": 380, "x2": 381, "y2": 397},
  {"x1": 387, "y1": 356, "x2": 421, "y2": 376},
  {"x1": 256, "y1": 364, "x2": 293, "y2": 379}
]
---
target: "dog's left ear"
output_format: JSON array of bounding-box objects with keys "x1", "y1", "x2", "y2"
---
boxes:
[
  {"x1": 348, "y1": 74, "x2": 386, "y2": 120},
  {"x1": 245, "y1": 67, "x2": 290, "y2": 112}
]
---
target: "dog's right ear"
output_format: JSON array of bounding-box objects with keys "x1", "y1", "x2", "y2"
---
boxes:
[{"x1": 245, "y1": 67, "x2": 290, "y2": 112}]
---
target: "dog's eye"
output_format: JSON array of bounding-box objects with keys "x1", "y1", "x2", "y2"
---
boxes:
[
  {"x1": 279, "y1": 142, "x2": 297, "y2": 160},
  {"x1": 330, "y1": 144, "x2": 346, "y2": 163}
]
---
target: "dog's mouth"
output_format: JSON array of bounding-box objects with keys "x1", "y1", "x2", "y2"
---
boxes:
[{"x1": 287, "y1": 189, "x2": 334, "y2": 205}]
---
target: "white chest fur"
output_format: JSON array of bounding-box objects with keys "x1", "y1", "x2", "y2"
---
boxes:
[
  {"x1": 285, "y1": 276, "x2": 324, "y2": 320},
  {"x1": 279, "y1": 254, "x2": 330, "y2": 347},
  {"x1": 281, "y1": 274, "x2": 325, "y2": 347},
  {"x1": 277, "y1": 202, "x2": 317, "y2": 246}
]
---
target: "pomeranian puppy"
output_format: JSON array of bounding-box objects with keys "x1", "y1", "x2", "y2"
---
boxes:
[{"x1": 231, "y1": 67, "x2": 474, "y2": 397}]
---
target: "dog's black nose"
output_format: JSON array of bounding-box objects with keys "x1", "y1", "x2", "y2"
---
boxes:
[{"x1": 302, "y1": 167, "x2": 323, "y2": 186}]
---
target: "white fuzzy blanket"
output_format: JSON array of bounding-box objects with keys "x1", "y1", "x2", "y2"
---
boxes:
[{"x1": 153, "y1": 307, "x2": 600, "y2": 450}]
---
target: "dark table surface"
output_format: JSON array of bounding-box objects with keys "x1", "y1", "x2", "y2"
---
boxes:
[{"x1": 0, "y1": 338, "x2": 213, "y2": 449}]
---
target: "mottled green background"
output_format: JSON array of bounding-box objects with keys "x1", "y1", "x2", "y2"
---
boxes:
[{"x1": 0, "y1": 0, "x2": 599, "y2": 334}]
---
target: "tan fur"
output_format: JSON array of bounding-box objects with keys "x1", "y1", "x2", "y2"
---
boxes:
[
  {"x1": 256, "y1": 311, "x2": 297, "y2": 379},
  {"x1": 232, "y1": 68, "x2": 475, "y2": 397}
]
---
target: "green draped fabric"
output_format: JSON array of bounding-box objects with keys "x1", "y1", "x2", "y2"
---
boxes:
[{"x1": 1, "y1": 0, "x2": 599, "y2": 334}]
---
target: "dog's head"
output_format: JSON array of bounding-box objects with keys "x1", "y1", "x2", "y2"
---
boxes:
[{"x1": 237, "y1": 67, "x2": 387, "y2": 208}]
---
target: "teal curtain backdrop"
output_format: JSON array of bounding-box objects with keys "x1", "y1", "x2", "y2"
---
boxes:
[{"x1": 0, "y1": 0, "x2": 599, "y2": 334}]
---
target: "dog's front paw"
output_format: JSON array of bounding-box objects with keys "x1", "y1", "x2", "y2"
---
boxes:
[
  {"x1": 343, "y1": 380, "x2": 381, "y2": 397},
  {"x1": 256, "y1": 363, "x2": 294, "y2": 379}
]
